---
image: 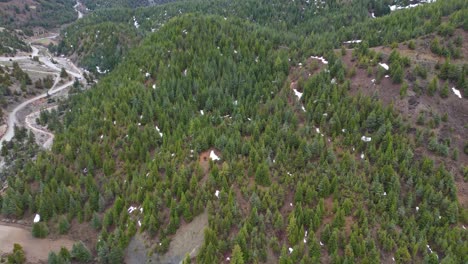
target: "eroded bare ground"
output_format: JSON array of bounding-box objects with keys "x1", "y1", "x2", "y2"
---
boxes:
[
  {"x1": 125, "y1": 210, "x2": 208, "y2": 264},
  {"x1": 339, "y1": 29, "x2": 468, "y2": 208},
  {"x1": 0, "y1": 224, "x2": 74, "y2": 263}
]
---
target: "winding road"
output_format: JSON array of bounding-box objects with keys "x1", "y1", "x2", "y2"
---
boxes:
[{"x1": 0, "y1": 42, "x2": 84, "y2": 149}]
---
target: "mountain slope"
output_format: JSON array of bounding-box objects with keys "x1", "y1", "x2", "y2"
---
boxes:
[{"x1": 1, "y1": 12, "x2": 466, "y2": 264}]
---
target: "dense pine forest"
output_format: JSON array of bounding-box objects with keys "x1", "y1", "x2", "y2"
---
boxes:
[{"x1": 0, "y1": 0, "x2": 467, "y2": 263}]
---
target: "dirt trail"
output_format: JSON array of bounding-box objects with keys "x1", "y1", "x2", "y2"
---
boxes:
[{"x1": 0, "y1": 224, "x2": 74, "y2": 263}]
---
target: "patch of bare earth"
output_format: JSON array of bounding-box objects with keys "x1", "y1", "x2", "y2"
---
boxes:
[
  {"x1": 340, "y1": 30, "x2": 468, "y2": 208},
  {"x1": 125, "y1": 210, "x2": 208, "y2": 264},
  {"x1": 0, "y1": 224, "x2": 74, "y2": 263}
]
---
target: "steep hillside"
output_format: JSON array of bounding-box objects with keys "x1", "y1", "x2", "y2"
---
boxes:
[
  {"x1": 1, "y1": 9, "x2": 467, "y2": 263},
  {"x1": 338, "y1": 29, "x2": 468, "y2": 206},
  {"x1": 80, "y1": 0, "x2": 179, "y2": 10},
  {"x1": 0, "y1": 0, "x2": 77, "y2": 30},
  {"x1": 55, "y1": 0, "x2": 373, "y2": 73},
  {"x1": 0, "y1": 29, "x2": 30, "y2": 55},
  {"x1": 56, "y1": 0, "x2": 466, "y2": 74}
]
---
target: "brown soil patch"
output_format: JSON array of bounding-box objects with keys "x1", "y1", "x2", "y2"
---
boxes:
[
  {"x1": 198, "y1": 148, "x2": 221, "y2": 172},
  {"x1": 125, "y1": 211, "x2": 208, "y2": 264},
  {"x1": 68, "y1": 220, "x2": 98, "y2": 253},
  {"x1": 0, "y1": 224, "x2": 74, "y2": 264},
  {"x1": 340, "y1": 37, "x2": 468, "y2": 208}
]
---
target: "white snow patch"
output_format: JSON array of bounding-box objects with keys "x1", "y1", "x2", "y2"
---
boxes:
[
  {"x1": 155, "y1": 126, "x2": 163, "y2": 137},
  {"x1": 210, "y1": 150, "x2": 220, "y2": 161},
  {"x1": 293, "y1": 89, "x2": 303, "y2": 100},
  {"x1": 379, "y1": 63, "x2": 389, "y2": 71},
  {"x1": 128, "y1": 206, "x2": 137, "y2": 214},
  {"x1": 343, "y1": 40, "x2": 362, "y2": 44},
  {"x1": 96, "y1": 66, "x2": 108, "y2": 74},
  {"x1": 361, "y1": 136, "x2": 372, "y2": 142},
  {"x1": 33, "y1": 214, "x2": 41, "y2": 223},
  {"x1": 310, "y1": 55, "x2": 328, "y2": 64},
  {"x1": 389, "y1": 0, "x2": 437, "y2": 12},
  {"x1": 133, "y1": 16, "x2": 140, "y2": 29},
  {"x1": 452, "y1": 87, "x2": 462, "y2": 98}
]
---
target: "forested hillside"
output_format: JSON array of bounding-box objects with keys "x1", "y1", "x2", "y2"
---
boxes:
[
  {"x1": 0, "y1": 0, "x2": 77, "y2": 30},
  {"x1": 80, "y1": 0, "x2": 178, "y2": 10},
  {"x1": 56, "y1": 0, "x2": 466, "y2": 74},
  {"x1": 0, "y1": 29, "x2": 30, "y2": 55},
  {"x1": 0, "y1": 0, "x2": 467, "y2": 263}
]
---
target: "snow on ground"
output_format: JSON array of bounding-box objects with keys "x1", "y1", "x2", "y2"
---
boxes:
[
  {"x1": 209, "y1": 150, "x2": 220, "y2": 161},
  {"x1": 133, "y1": 16, "x2": 140, "y2": 29},
  {"x1": 310, "y1": 55, "x2": 328, "y2": 64},
  {"x1": 379, "y1": 63, "x2": 389, "y2": 71},
  {"x1": 361, "y1": 136, "x2": 372, "y2": 142},
  {"x1": 452, "y1": 87, "x2": 462, "y2": 98},
  {"x1": 128, "y1": 206, "x2": 137, "y2": 214},
  {"x1": 33, "y1": 214, "x2": 40, "y2": 223},
  {"x1": 293, "y1": 89, "x2": 303, "y2": 100},
  {"x1": 389, "y1": 0, "x2": 436, "y2": 11},
  {"x1": 155, "y1": 126, "x2": 163, "y2": 137},
  {"x1": 343, "y1": 40, "x2": 362, "y2": 44},
  {"x1": 96, "y1": 66, "x2": 108, "y2": 74}
]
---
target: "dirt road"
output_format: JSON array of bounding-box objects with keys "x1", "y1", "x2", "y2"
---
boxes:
[{"x1": 0, "y1": 43, "x2": 83, "y2": 148}]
